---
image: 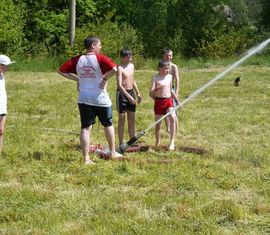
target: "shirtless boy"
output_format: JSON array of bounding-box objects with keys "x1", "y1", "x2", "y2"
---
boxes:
[
  {"x1": 161, "y1": 48, "x2": 180, "y2": 131},
  {"x1": 149, "y1": 60, "x2": 179, "y2": 150},
  {"x1": 116, "y1": 48, "x2": 141, "y2": 145}
]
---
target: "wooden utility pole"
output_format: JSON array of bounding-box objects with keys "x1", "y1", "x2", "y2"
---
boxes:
[{"x1": 69, "y1": 0, "x2": 76, "y2": 47}]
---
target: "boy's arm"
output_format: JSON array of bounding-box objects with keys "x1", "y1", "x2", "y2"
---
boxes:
[
  {"x1": 171, "y1": 80, "x2": 180, "y2": 104},
  {"x1": 173, "y1": 64, "x2": 180, "y2": 97},
  {"x1": 149, "y1": 77, "x2": 156, "y2": 99},
  {"x1": 170, "y1": 75, "x2": 179, "y2": 104},
  {"x1": 117, "y1": 67, "x2": 136, "y2": 104},
  {"x1": 171, "y1": 89, "x2": 179, "y2": 104},
  {"x1": 133, "y1": 79, "x2": 141, "y2": 104}
]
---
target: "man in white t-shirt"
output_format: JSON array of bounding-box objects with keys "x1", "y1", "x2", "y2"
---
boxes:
[
  {"x1": 58, "y1": 36, "x2": 123, "y2": 164},
  {"x1": 0, "y1": 55, "x2": 15, "y2": 154}
]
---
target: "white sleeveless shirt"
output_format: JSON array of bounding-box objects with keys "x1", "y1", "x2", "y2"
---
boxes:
[{"x1": 0, "y1": 73, "x2": 7, "y2": 115}]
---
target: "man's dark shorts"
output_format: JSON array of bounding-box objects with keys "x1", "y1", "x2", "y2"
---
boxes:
[
  {"x1": 78, "y1": 103, "x2": 113, "y2": 129},
  {"x1": 116, "y1": 89, "x2": 136, "y2": 113}
]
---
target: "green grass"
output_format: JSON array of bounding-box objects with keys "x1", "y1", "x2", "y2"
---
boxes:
[{"x1": 1, "y1": 62, "x2": 270, "y2": 234}]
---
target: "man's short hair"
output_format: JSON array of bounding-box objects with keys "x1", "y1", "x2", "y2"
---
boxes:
[
  {"x1": 84, "y1": 36, "x2": 100, "y2": 49},
  {"x1": 120, "y1": 48, "x2": 133, "y2": 57}
]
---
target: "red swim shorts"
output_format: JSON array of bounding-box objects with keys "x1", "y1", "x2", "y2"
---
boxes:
[{"x1": 154, "y1": 97, "x2": 173, "y2": 115}]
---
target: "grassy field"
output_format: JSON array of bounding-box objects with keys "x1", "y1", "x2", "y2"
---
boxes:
[{"x1": 0, "y1": 63, "x2": 270, "y2": 234}]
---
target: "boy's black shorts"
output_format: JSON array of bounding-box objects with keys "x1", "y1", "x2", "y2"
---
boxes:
[{"x1": 116, "y1": 89, "x2": 136, "y2": 113}]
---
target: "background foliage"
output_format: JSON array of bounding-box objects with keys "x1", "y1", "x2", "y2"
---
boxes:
[{"x1": 0, "y1": 0, "x2": 269, "y2": 59}]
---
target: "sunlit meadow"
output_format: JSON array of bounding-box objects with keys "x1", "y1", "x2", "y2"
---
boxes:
[{"x1": 0, "y1": 62, "x2": 269, "y2": 234}]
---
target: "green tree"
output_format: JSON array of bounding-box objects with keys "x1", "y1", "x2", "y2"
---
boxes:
[
  {"x1": 0, "y1": 0, "x2": 25, "y2": 55},
  {"x1": 260, "y1": 0, "x2": 270, "y2": 31},
  {"x1": 17, "y1": 0, "x2": 69, "y2": 55},
  {"x1": 69, "y1": 19, "x2": 143, "y2": 60}
]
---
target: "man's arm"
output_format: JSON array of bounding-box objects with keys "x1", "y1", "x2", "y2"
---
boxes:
[
  {"x1": 58, "y1": 70, "x2": 78, "y2": 82},
  {"x1": 102, "y1": 66, "x2": 117, "y2": 81},
  {"x1": 58, "y1": 55, "x2": 80, "y2": 82}
]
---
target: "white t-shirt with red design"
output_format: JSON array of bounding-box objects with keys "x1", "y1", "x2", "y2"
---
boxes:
[
  {"x1": 59, "y1": 54, "x2": 117, "y2": 107},
  {"x1": 76, "y1": 54, "x2": 112, "y2": 107}
]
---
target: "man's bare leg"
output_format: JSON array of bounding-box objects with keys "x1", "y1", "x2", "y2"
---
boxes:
[
  {"x1": 80, "y1": 126, "x2": 95, "y2": 164},
  {"x1": 105, "y1": 125, "x2": 123, "y2": 158}
]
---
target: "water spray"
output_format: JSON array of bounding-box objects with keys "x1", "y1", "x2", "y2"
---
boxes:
[{"x1": 117, "y1": 38, "x2": 270, "y2": 154}]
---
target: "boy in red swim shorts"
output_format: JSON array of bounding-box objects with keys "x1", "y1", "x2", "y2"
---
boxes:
[{"x1": 149, "y1": 61, "x2": 179, "y2": 150}]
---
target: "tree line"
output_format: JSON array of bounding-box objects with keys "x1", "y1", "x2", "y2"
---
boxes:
[{"x1": 0, "y1": 0, "x2": 270, "y2": 59}]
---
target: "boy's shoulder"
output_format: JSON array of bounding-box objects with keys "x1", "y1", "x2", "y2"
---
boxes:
[
  {"x1": 118, "y1": 63, "x2": 134, "y2": 69},
  {"x1": 170, "y1": 62, "x2": 178, "y2": 69},
  {"x1": 165, "y1": 73, "x2": 173, "y2": 81}
]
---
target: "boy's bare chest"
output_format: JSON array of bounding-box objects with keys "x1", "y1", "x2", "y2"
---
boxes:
[
  {"x1": 155, "y1": 75, "x2": 171, "y2": 86},
  {"x1": 122, "y1": 66, "x2": 133, "y2": 77}
]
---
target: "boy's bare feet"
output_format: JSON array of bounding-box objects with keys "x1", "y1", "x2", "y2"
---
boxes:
[{"x1": 168, "y1": 143, "x2": 175, "y2": 151}]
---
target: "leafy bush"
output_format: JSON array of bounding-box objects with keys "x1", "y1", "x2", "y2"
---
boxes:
[{"x1": 196, "y1": 26, "x2": 256, "y2": 58}]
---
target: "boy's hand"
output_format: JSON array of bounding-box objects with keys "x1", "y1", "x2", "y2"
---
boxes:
[
  {"x1": 175, "y1": 99, "x2": 180, "y2": 105},
  {"x1": 155, "y1": 85, "x2": 163, "y2": 91},
  {"x1": 137, "y1": 95, "x2": 142, "y2": 104},
  {"x1": 128, "y1": 96, "x2": 137, "y2": 105}
]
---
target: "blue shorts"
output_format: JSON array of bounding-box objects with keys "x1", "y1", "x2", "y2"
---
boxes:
[{"x1": 78, "y1": 103, "x2": 113, "y2": 129}]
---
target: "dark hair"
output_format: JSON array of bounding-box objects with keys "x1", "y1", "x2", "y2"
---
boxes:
[
  {"x1": 120, "y1": 48, "x2": 133, "y2": 57},
  {"x1": 84, "y1": 36, "x2": 100, "y2": 49},
  {"x1": 158, "y1": 60, "x2": 170, "y2": 69},
  {"x1": 161, "y1": 48, "x2": 172, "y2": 56}
]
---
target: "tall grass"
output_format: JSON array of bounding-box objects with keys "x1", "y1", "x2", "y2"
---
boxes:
[
  {"x1": 1, "y1": 59, "x2": 270, "y2": 234},
  {"x1": 136, "y1": 55, "x2": 270, "y2": 71},
  {"x1": 9, "y1": 55, "x2": 270, "y2": 72},
  {"x1": 10, "y1": 56, "x2": 66, "y2": 72}
]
